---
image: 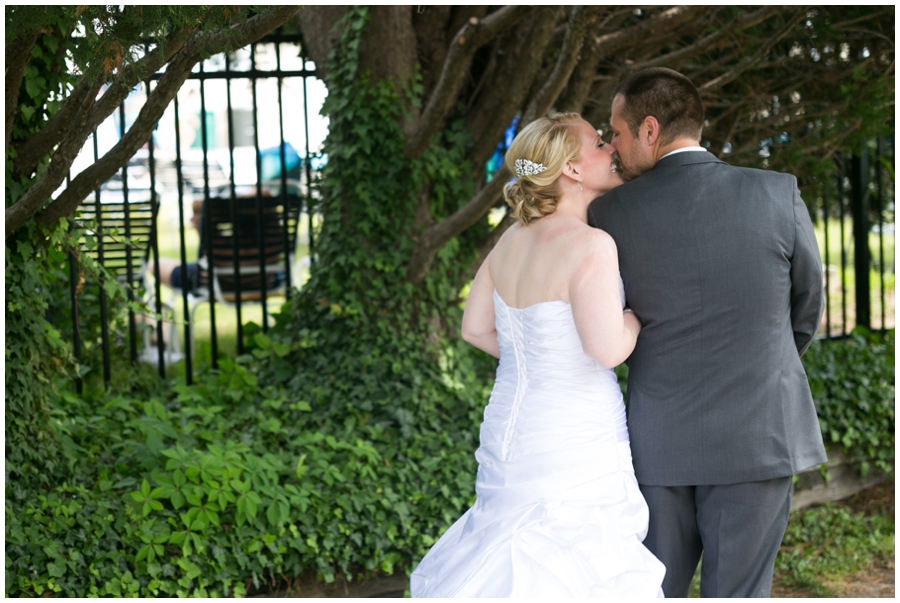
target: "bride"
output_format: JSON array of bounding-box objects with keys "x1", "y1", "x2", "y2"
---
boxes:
[{"x1": 410, "y1": 113, "x2": 666, "y2": 597}]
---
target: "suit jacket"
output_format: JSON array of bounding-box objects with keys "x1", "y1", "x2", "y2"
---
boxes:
[{"x1": 588, "y1": 151, "x2": 827, "y2": 486}]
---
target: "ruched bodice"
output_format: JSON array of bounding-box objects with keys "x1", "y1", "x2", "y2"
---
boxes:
[
  {"x1": 482, "y1": 291, "x2": 629, "y2": 467},
  {"x1": 411, "y1": 280, "x2": 665, "y2": 598}
]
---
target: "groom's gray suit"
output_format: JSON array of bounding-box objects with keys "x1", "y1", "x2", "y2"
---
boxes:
[{"x1": 588, "y1": 150, "x2": 827, "y2": 597}]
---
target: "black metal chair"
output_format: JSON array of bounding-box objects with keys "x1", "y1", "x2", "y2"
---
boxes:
[
  {"x1": 77, "y1": 192, "x2": 183, "y2": 365},
  {"x1": 181, "y1": 182, "x2": 303, "y2": 357}
]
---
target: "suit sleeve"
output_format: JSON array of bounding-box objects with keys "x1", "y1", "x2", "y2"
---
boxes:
[{"x1": 789, "y1": 179, "x2": 825, "y2": 356}]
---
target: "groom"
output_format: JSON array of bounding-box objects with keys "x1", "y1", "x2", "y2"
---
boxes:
[{"x1": 588, "y1": 68, "x2": 827, "y2": 597}]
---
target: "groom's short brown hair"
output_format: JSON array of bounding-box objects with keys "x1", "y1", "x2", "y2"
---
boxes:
[{"x1": 612, "y1": 67, "x2": 704, "y2": 145}]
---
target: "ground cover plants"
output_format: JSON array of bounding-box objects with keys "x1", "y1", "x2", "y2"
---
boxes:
[
  {"x1": 6, "y1": 325, "x2": 893, "y2": 597},
  {"x1": 775, "y1": 498, "x2": 894, "y2": 597},
  {"x1": 5, "y1": 333, "x2": 494, "y2": 597}
]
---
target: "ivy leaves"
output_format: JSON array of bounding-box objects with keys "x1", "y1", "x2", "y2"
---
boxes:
[
  {"x1": 803, "y1": 328, "x2": 895, "y2": 475},
  {"x1": 130, "y1": 479, "x2": 165, "y2": 517}
]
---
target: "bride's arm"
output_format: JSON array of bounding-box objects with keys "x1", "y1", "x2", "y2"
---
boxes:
[
  {"x1": 569, "y1": 231, "x2": 641, "y2": 369},
  {"x1": 461, "y1": 259, "x2": 500, "y2": 358}
]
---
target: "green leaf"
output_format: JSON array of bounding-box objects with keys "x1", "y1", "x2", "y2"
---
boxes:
[
  {"x1": 135, "y1": 545, "x2": 150, "y2": 562},
  {"x1": 295, "y1": 454, "x2": 308, "y2": 479},
  {"x1": 266, "y1": 502, "x2": 280, "y2": 526},
  {"x1": 169, "y1": 530, "x2": 187, "y2": 545},
  {"x1": 25, "y1": 76, "x2": 46, "y2": 99},
  {"x1": 47, "y1": 561, "x2": 66, "y2": 578},
  {"x1": 171, "y1": 491, "x2": 186, "y2": 510}
]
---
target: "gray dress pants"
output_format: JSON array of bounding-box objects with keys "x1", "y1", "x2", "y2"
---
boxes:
[{"x1": 640, "y1": 476, "x2": 793, "y2": 598}]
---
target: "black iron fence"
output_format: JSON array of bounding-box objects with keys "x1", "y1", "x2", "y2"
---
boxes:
[
  {"x1": 818, "y1": 137, "x2": 895, "y2": 338},
  {"x1": 60, "y1": 31, "x2": 894, "y2": 389},
  {"x1": 66, "y1": 31, "x2": 323, "y2": 388}
]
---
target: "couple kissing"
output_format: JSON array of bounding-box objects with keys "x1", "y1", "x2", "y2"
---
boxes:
[{"x1": 411, "y1": 67, "x2": 826, "y2": 599}]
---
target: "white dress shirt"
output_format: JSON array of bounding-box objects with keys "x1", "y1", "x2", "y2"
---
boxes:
[{"x1": 660, "y1": 146, "x2": 707, "y2": 160}]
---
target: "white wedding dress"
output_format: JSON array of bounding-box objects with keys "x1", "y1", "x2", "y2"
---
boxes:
[{"x1": 410, "y1": 280, "x2": 665, "y2": 598}]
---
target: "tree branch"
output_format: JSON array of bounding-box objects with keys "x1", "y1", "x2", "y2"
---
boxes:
[
  {"x1": 404, "y1": 5, "x2": 533, "y2": 159},
  {"x1": 5, "y1": 88, "x2": 100, "y2": 238},
  {"x1": 32, "y1": 6, "x2": 300, "y2": 232},
  {"x1": 83, "y1": 30, "x2": 192, "y2": 140},
  {"x1": 5, "y1": 6, "x2": 301, "y2": 238},
  {"x1": 630, "y1": 6, "x2": 785, "y2": 72},
  {"x1": 834, "y1": 27, "x2": 895, "y2": 49},
  {"x1": 6, "y1": 26, "x2": 41, "y2": 152},
  {"x1": 8, "y1": 25, "x2": 192, "y2": 225},
  {"x1": 521, "y1": 6, "x2": 590, "y2": 124},
  {"x1": 13, "y1": 76, "x2": 94, "y2": 179},
  {"x1": 699, "y1": 9, "x2": 809, "y2": 93},
  {"x1": 555, "y1": 10, "x2": 633, "y2": 113},
  {"x1": 406, "y1": 166, "x2": 508, "y2": 283},
  {"x1": 829, "y1": 9, "x2": 895, "y2": 31},
  {"x1": 577, "y1": 6, "x2": 714, "y2": 123},
  {"x1": 686, "y1": 48, "x2": 741, "y2": 82},
  {"x1": 465, "y1": 9, "x2": 561, "y2": 170},
  {"x1": 592, "y1": 6, "x2": 711, "y2": 62},
  {"x1": 412, "y1": 5, "x2": 454, "y2": 100}
]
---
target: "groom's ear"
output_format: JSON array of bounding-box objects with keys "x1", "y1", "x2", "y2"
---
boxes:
[{"x1": 641, "y1": 116, "x2": 661, "y2": 148}]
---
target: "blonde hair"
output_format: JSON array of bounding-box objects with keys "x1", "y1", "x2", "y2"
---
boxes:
[{"x1": 503, "y1": 112, "x2": 583, "y2": 225}]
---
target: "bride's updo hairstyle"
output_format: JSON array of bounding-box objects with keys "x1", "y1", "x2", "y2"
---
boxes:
[{"x1": 504, "y1": 112, "x2": 583, "y2": 225}]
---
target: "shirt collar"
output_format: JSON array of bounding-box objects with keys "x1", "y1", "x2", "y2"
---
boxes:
[{"x1": 660, "y1": 146, "x2": 707, "y2": 160}]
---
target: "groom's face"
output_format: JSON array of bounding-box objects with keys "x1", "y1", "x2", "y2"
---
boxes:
[{"x1": 609, "y1": 94, "x2": 655, "y2": 182}]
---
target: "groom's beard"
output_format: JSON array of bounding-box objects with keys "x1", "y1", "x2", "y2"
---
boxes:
[{"x1": 619, "y1": 148, "x2": 655, "y2": 182}]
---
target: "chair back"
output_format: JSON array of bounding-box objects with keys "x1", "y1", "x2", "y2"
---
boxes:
[
  {"x1": 200, "y1": 192, "x2": 301, "y2": 300},
  {"x1": 77, "y1": 195, "x2": 156, "y2": 288}
]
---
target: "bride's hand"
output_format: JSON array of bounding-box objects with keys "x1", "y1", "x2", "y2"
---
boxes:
[{"x1": 623, "y1": 309, "x2": 641, "y2": 338}]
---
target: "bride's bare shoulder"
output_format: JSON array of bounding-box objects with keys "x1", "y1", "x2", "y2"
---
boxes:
[{"x1": 575, "y1": 223, "x2": 618, "y2": 254}]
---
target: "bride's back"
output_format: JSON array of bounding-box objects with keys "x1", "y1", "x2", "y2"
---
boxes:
[{"x1": 489, "y1": 214, "x2": 594, "y2": 309}]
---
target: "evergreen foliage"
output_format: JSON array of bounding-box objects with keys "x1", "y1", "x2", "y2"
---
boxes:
[{"x1": 5, "y1": 224, "x2": 67, "y2": 479}]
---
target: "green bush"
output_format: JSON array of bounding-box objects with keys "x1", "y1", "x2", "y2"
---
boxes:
[
  {"x1": 8, "y1": 327, "x2": 893, "y2": 597},
  {"x1": 802, "y1": 328, "x2": 895, "y2": 475},
  {"x1": 5, "y1": 332, "x2": 494, "y2": 597}
]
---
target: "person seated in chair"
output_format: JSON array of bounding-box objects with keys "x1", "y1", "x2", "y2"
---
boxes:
[
  {"x1": 149, "y1": 184, "x2": 279, "y2": 295},
  {"x1": 149, "y1": 199, "x2": 205, "y2": 295}
]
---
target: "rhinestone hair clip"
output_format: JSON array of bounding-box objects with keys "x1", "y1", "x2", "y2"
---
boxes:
[{"x1": 514, "y1": 159, "x2": 547, "y2": 178}]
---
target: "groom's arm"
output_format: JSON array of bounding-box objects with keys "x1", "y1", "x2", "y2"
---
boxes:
[{"x1": 788, "y1": 179, "x2": 825, "y2": 357}]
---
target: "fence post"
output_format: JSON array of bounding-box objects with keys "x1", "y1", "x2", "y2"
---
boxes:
[{"x1": 850, "y1": 147, "x2": 871, "y2": 330}]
